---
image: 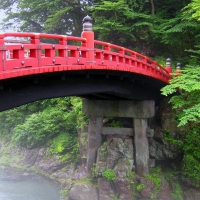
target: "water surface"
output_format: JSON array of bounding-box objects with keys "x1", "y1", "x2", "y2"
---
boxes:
[{"x1": 0, "y1": 166, "x2": 61, "y2": 200}]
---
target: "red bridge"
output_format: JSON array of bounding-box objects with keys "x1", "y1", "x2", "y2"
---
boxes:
[{"x1": 0, "y1": 16, "x2": 172, "y2": 111}]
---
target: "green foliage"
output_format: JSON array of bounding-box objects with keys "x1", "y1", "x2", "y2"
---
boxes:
[
  {"x1": 164, "y1": 171, "x2": 174, "y2": 183},
  {"x1": 102, "y1": 169, "x2": 116, "y2": 181},
  {"x1": 60, "y1": 189, "x2": 70, "y2": 197},
  {"x1": 145, "y1": 172, "x2": 161, "y2": 198},
  {"x1": 136, "y1": 183, "x2": 145, "y2": 191},
  {"x1": 136, "y1": 167, "x2": 162, "y2": 199},
  {"x1": 0, "y1": 0, "x2": 92, "y2": 35},
  {"x1": 109, "y1": 120, "x2": 123, "y2": 128},
  {"x1": 92, "y1": 163, "x2": 99, "y2": 178},
  {"x1": 182, "y1": 154, "x2": 200, "y2": 187},
  {"x1": 183, "y1": 129, "x2": 200, "y2": 159},
  {"x1": 126, "y1": 171, "x2": 135, "y2": 191},
  {"x1": 12, "y1": 107, "x2": 76, "y2": 148},
  {"x1": 161, "y1": 66, "x2": 200, "y2": 127},
  {"x1": 0, "y1": 97, "x2": 84, "y2": 164},
  {"x1": 91, "y1": 0, "x2": 155, "y2": 50},
  {"x1": 161, "y1": 45, "x2": 200, "y2": 187},
  {"x1": 70, "y1": 97, "x2": 88, "y2": 128},
  {"x1": 171, "y1": 182, "x2": 183, "y2": 200},
  {"x1": 127, "y1": 171, "x2": 135, "y2": 179},
  {"x1": 47, "y1": 132, "x2": 77, "y2": 154},
  {"x1": 183, "y1": 0, "x2": 200, "y2": 21},
  {"x1": 110, "y1": 194, "x2": 119, "y2": 200},
  {"x1": 101, "y1": 141, "x2": 108, "y2": 161},
  {"x1": 0, "y1": 156, "x2": 11, "y2": 165}
]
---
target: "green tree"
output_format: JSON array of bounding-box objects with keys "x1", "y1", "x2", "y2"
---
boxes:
[
  {"x1": 161, "y1": 66, "x2": 200, "y2": 127},
  {"x1": 0, "y1": 0, "x2": 95, "y2": 35},
  {"x1": 91, "y1": 0, "x2": 155, "y2": 53},
  {"x1": 91, "y1": 0, "x2": 198, "y2": 60},
  {"x1": 0, "y1": 97, "x2": 83, "y2": 162},
  {"x1": 183, "y1": 0, "x2": 200, "y2": 21}
]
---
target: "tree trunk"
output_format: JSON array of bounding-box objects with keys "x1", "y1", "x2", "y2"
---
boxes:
[{"x1": 150, "y1": 0, "x2": 155, "y2": 15}]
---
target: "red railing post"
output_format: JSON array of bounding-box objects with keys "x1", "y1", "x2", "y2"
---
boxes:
[
  {"x1": 0, "y1": 34, "x2": 6, "y2": 71},
  {"x1": 81, "y1": 15, "x2": 95, "y2": 65}
]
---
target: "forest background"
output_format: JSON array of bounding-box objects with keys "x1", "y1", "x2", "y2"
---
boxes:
[{"x1": 0, "y1": 0, "x2": 200, "y2": 188}]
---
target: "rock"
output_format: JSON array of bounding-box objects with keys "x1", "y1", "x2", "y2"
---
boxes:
[
  {"x1": 72, "y1": 164, "x2": 87, "y2": 180},
  {"x1": 35, "y1": 148, "x2": 46, "y2": 162},
  {"x1": 61, "y1": 178, "x2": 74, "y2": 190},
  {"x1": 157, "y1": 176, "x2": 173, "y2": 200},
  {"x1": 184, "y1": 189, "x2": 200, "y2": 200},
  {"x1": 37, "y1": 159, "x2": 65, "y2": 173},
  {"x1": 139, "y1": 177, "x2": 155, "y2": 198},
  {"x1": 114, "y1": 178, "x2": 133, "y2": 200},
  {"x1": 96, "y1": 136, "x2": 134, "y2": 178},
  {"x1": 69, "y1": 183, "x2": 98, "y2": 200},
  {"x1": 149, "y1": 97, "x2": 184, "y2": 161},
  {"x1": 96, "y1": 136, "x2": 135, "y2": 200},
  {"x1": 149, "y1": 139, "x2": 182, "y2": 160},
  {"x1": 52, "y1": 171, "x2": 68, "y2": 179},
  {"x1": 24, "y1": 149, "x2": 39, "y2": 166},
  {"x1": 98, "y1": 178, "x2": 115, "y2": 200}
]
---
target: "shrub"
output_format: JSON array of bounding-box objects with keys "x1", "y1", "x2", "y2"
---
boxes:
[{"x1": 102, "y1": 169, "x2": 116, "y2": 181}]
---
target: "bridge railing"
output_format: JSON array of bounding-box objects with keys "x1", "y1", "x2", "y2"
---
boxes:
[
  {"x1": 0, "y1": 30, "x2": 171, "y2": 83},
  {"x1": 94, "y1": 40, "x2": 170, "y2": 81},
  {"x1": 0, "y1": 32, "x2": 88, "y2": 71}
]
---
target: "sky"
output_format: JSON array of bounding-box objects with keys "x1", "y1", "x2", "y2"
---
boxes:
[{"x1": 0, "y1": 10, "x2": 6, "y2": 20}]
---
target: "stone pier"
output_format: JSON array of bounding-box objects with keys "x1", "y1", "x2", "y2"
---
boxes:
[{"x1": 83, "y1": 99, "x2": 155, "y2": 177}]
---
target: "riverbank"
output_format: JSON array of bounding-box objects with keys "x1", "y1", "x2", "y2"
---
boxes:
[
  {"x1": 1, "y1": 139, "x2": 200, "y2": 200},
  {"x1": 0, "y1": 140, "x2": 77, "y2": 199}
]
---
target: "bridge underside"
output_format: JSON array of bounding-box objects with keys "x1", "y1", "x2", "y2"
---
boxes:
[{"x1": 0, "y1": 70, "x2": 166, "y2": 111}]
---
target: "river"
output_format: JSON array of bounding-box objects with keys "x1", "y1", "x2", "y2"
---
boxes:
[{"x1": 0, "y1": 166, "x2": 61, "y2": 200}]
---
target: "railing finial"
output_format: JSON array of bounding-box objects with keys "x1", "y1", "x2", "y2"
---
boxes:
[
  {"x1": 176, "y1": 62, "x2": 182, "y2": 76},
  {"x1": 176, "y1": 62, "x2": 181, "y2": 70},
  {"x1": 83, "y1": 15, "x2": 93, "y2": 31},
  {"x1": 165, "y1": 58, "x2": 172, "y2": 74}
]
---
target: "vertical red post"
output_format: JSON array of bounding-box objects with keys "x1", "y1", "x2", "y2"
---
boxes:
[
  {"x1": 81, "y1": 15, "x2": 95, "y2": 65},
  {"x1": 0, "y1": 34, "x2": 6, "y2": 71},
  {"x1": 0, "y1": 33, "x2": 4, "y2": 45}
]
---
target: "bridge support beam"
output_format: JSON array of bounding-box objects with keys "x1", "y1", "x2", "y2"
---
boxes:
[
  {"x1": 83, "y1": 99, "x2": 155, "y2": 177},
  {"x1": 87, "y1": 116, "x2": 103, "y2": 175},
  {"x1": 134, "y1": 118, "x2": 149, "y2": 176}
]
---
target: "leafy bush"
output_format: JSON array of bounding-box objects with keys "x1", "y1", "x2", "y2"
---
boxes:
[
  {"x1": 182, "y1": 154, "x2": 200, "y2": 187},
  {"x1": 171, "y1": 182, "x2": 183, "y2": 200},
  {"x1": 12, "y1": 106, "x2": 77, "y2": 149},
  {"x1": 102, "y1": 169, "x2": 116, "y2": 181},
  {"x1": 136, "y1": 183, "x2": 146, "y2": 191}
]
